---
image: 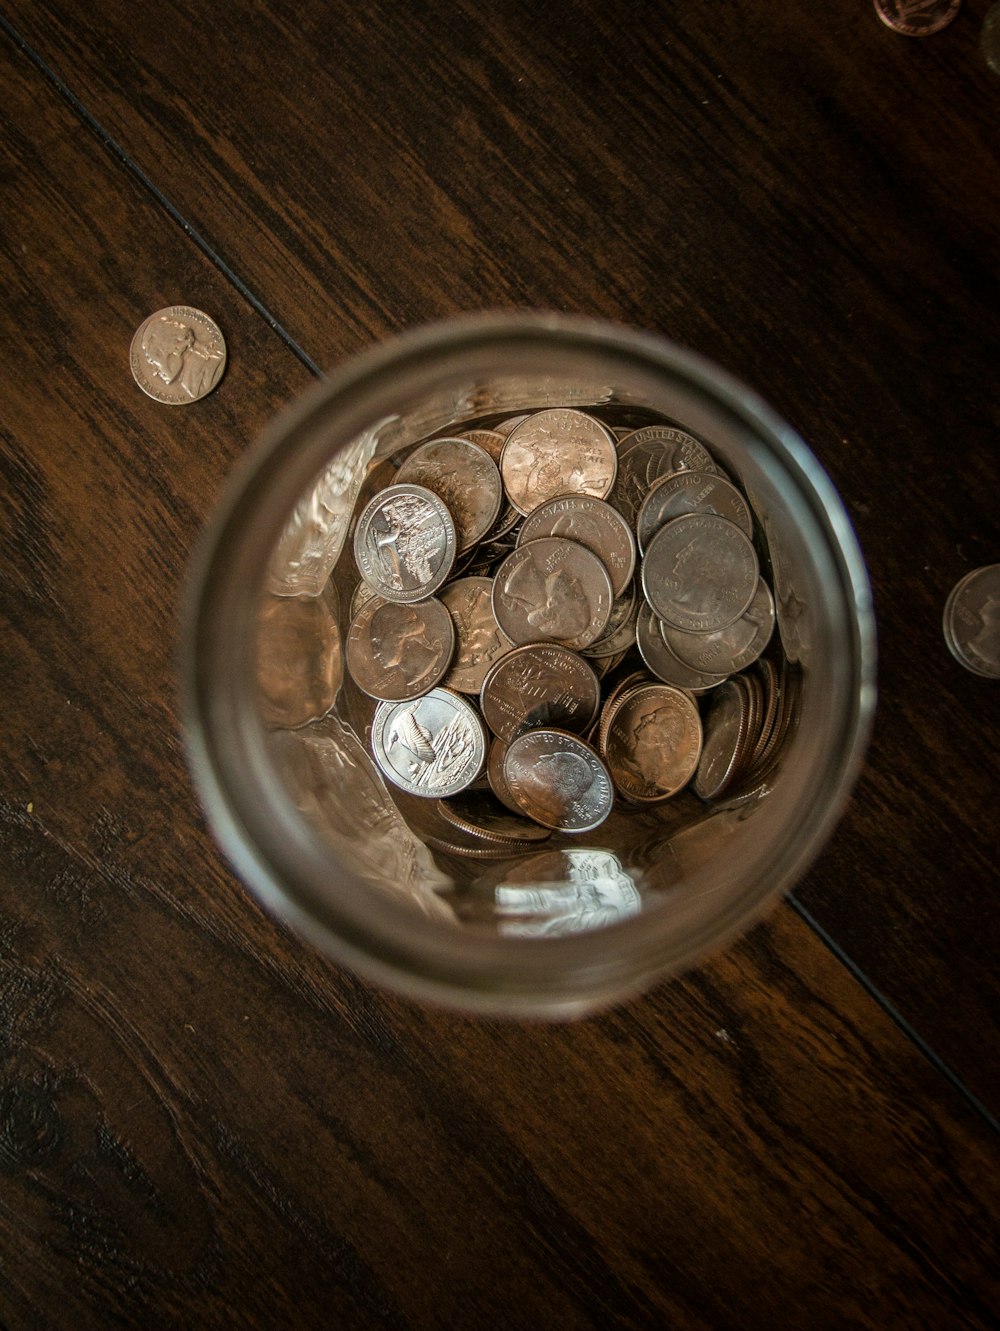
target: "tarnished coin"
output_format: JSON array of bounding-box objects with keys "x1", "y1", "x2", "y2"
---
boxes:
[
  {"x1": 396, "y1": 437, "x2": 503, "y2": 553},
  {"x1": 517, "y1": 494, "x2": 636, "y2": 596},
  {"x1": 504, "y1": 729, "x2": 614, "y2": 833},
  {"x1": 601, "y1": 682, "x2": 703, "y2": 803},
  {"x1": 500, "y1": 409, "x2": 618, "y2": 515},
  {"x1": 256, "y1": 592, "x2": 342, "y2": 729},
  {"x1": 662, "y1": 579, "x2": 775, "y2": 676},
  {"x1": 874, "y1": 0, "x2": 961, "y2": 37},
  {"x1": 635, "y1": 603, "x2": 728, "y2": 693},
  {"x1": 610, "y1": 425, "x2": 718, "y2": 527},
  {"x1": 458, "y1": 429, "x2": 521, "y2": 538},
  {"x1": 943, "y1": 564, "x2": 1000, "y2": 677},
  {"x1": 372, "y1": 688, "x2": 487, "y2": 797},
  {"x1": 353, "y1": 483, "x2": 457, "y2": 603},
  {"x1": 635, "y1": 470, "x2": 754, "y2": 552},
  {"x1": 346, "y1": 596, "x2": 454, "y2": 700},
  {"x1": 440, "y1": 577, "x2": 514, "y2": 694},
  {"x1": 492, "y1": 537, "x2": 613, "y2": 650},
  {"x1": 641, "y1": 513, "x2": 759, "y2": 633},
  {"x1": 480, "y1": 643, "x2": 601, "y2": 742},
  {"x1": 130, "y1": 306, "x2": 226, "y2": 405},
  {"x1": 692, "y1": 677, "x2": 760, "y2": 801},
  {"x1": 436, "y1": 790, "x2": 552, "y2": 844},
  {"x1": 581, "y1": 581, "x2": 639, "y2": 659}
]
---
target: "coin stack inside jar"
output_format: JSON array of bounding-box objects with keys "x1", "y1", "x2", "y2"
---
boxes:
[{"x1": 342, "y1": 407, "x2": 797, "y2": 855}]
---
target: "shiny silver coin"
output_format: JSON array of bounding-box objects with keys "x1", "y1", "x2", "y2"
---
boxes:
[
  {"x1": 692, "y1": 678, "x2": 754, "y2": 801},
  {"x1": 942, "y1": 564, "x2": 1000, "y2": 677},
  {"x1": 353, "y1": 482, "x2": 457, "y2": 603},
  {"x1": 662, "y1": 579, "x2": 775, "y2": 676},
  {"x1": 492, "y1": 537, "x2": 614, "y2": 650},
  {"x1": 346, "y1": 596, "x2": 454, "y2": 701},
  {"x1": 601, "y1": 682, "x2": 703, "y2": 803},
  {"x1": 130, "y1": 305, "x2": 226, "y2": 405},
  {"x1": 635, "y1": 603, "x2": 728, "y2": 693},
  {"x1": 610, "y1": 425, "x2": 718, "y2": 527},
  {"x1": 503, "y1": 729, "x2": 614, "y2": 833},
  {"x1": 641, "y1": 513, "x2": 759, "y2": 633},
  {"x1": 439, "y1": 576, "x2": 514, "y2": 694},
  {"x1": 480, "y1": 642, "x2": 601, "y2": 742},
  {"x1": 371, "y1": 688, "x2": 487, "y2": 797},
  {"x1": 500, "y1": 409, "x2": 618, "y2": 515},
  {"x1": 517, "y1": 493, "x2": 636, "y2": 596},
  {"x1": 396, "y1": 437, "x2": 503, "y2": 553},
  {"x1": 635, "y1": 470, "x2": 753, "y2": 553}
]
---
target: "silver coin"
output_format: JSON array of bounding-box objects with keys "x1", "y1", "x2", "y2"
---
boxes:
[
  {"x1": 943, "y1": 564, "x2": 1000, "y2": 677},
  {"x1": 492, "y1": 537, "x2": 613, "y2": 650},
  {"x1": 500, "y1": 409, "x2": 618, "y2": 515},
  {"x1": 503, "y1": 729, "x2": 614, "y2": 833},
  {"x1": 480, "y1": 642, "x2": 601, "y2": 742},
  {"x1": 346, "y1": 596, "x2": 454, "y2": 700},
  {"x1": 641, "y1": 513, "x2": 759, "y2": 633},
  {"x1": 635, "y1": 470, "x2": 753, "y2": 553},
  {"x1": 610, "y1": 425, "x2": 718, "y2": 527},
  {"x1": 692, "y1": 679, "x2": 753, "y2": 801},
  {"x1": 662, "y1": 579, "x2": 775, "y2": 676},
  {"x1": 396, "y1": 437, "x2": 503, "y2": 553},
  {"x1": 353, "y1": 482, "x2": 457, "y2": 603},
  {"x1": 371, "y1": 688, "x2": 487, "y2": 797},
  {"x1": 517, "y1": 493, "x2": 636, "y2": 597},
  {"x1": 130, "y1": 305, "x2": 226, "y2": 405},
  {"x1": 439, "y1": 576, "x2": 514, "y2": 694},
  {"x1": 601, "y1": 682, "x2": 703, "y2": 803},
  {"x1": 635, "y1": 603, "x2": 728, "y2": 693},
  {"x1": 581, "y1": 581, "x2": 639, "y2": 658}
]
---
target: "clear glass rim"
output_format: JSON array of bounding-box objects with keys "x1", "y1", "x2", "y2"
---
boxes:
[{"x1": 180, "y1": 312, "x2": 876, "y2": 1014}]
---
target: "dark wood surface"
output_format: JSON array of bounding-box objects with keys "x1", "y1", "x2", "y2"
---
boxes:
[{"x1": 1, "y1": 2, "x2": 998, "y2": 1327}]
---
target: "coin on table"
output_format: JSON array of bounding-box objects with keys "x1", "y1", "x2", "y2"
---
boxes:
[
  {"x1": 130, "y1": 305, "x2": 227, "y2": 404},
  {"x1": 641, "y1": 513, "x2": 759, "y2": 634},
  {"x1": 635, "y1": 470, "x2": 754, "y2": 553},
  {"x1": 439, "y1": 576, "x2": 514, "y2": 694},
  {"x1": 635, "y1": 603, "x2": 728, "y2": 693},
  {"x1": 346, "y1": 596, "x2": 454, "y2": 700},
  {"x1": 480, "y1": 642, "x2": 601, "y2": 742},
  {"x1": 396, "y1": 437, "x2": 503, "y2": 553},
  {"x1": 662, "y1": 578, "x2": 775, "y2": 676},
  {"x1": 942, "y1": 564, "x2": 1000, "y2": 677},
  {"x1": 610, "y1": 425, "x2": 718, "y2": 527},
  {"x1": 874, "y1": 0, "x2": 961, "y2": 37},
  {"x1": 504, "y1": 729, "x2": 614, "y2": 833},
  {"x1": 500, "y1": 409, "x2": 618, "y2": 515},
  {"x1": 353, "y1": 482, "x2": 457, "y2": 603},
  {"x1": 493, "y1": 537, "x2": 613, "y2": 650},
  {"x1": 601, "y1": 682, "x2": 703, "y2": 803},
  {"x1": 517, "y1": 493, "x2": 636, "y2": 596},
  {"x1": 371, "y1": 688, "x2": 487, "y2": 797}
]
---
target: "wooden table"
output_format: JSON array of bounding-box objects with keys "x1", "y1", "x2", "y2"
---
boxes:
[{"x1": 2, "y1": 2, "x2": 998, "y2": 1326}]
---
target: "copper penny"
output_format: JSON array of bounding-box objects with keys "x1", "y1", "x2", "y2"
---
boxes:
[
  {"x1": 874, "y1": 0, "x2": 961, "y2": 36},
  {"x1": 601, "y1": 682, "x2": 703, "y2": 803}
]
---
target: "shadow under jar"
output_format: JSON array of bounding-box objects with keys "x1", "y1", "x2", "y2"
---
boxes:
[{"x1": 182, "y1": 313, "x2": 876, "y2": 1017}]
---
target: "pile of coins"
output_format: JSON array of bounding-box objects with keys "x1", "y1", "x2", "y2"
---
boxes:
[{"x1": 345, "y1": 408, "x2": 794, "y2": 844}]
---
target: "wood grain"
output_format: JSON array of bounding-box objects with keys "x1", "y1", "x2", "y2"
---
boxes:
[
  {"x1": 1, "y1": 14, "x2": 999, "y2": 1331},
  {"x1": 4, "y1": 0, "x2": 998, "y2": 1111}
]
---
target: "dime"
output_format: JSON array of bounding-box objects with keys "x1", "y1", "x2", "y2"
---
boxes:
[
  {"x1": 439, "y1": 576, "x2": 514, "y2": 694},
  {"x1": 353, "y1": 482, "x2": 457, "y2": 603},
  {"x1": 942, "y1": 564, "x2": 1000, "y2": 677},
  {"x1": 610, "y1": 425, "x2": 718, "y2": 527},
  {"x1": 662, "y1": 578, "x2": 775, "y2": 676},
  {"x1": 130, "y1": 305, "x2": 226, "y2": 405},
  {"x1": 480, "y1": 643, "x2": 601, "y2": 742},
  {"x1": 635, "y1": 470, "x2": 753, "y2": 552},
  {"x1": 874, "y1": 0, "x2": 961, "y2": 37},
  {"x1": 601, "y1": 682, "x2": 703, "y2": 803},
  {"x1": 396, "y1": 437, "x2": 503, "y2": 552},
  {"x1": 346, "y1": 596, "x2": 454, "y2": 700},
  {"x1": 504, "y1": 729, "x2": 614, "y2": 832},
  {"x1": 635, "y1": 603, "x2": 728, "y2": 693},
  {"x1": 256, "y1": 592, "x2": 342, "y2": 729},
  {"x1": 641, "y1": 513, "x2": 759, "y2": 633},
  {"x1": 500, "y1": 409, "x2": 618, "y2": 515},
  {"x1": 371, "y1": 688, "x2": 487, "y2": 797},
  {"x1": 517, "y1": 493, "x2": 636, "y2": 596},
  {"x1": 492, "y1": 537, "x2": 613, "y2": 650},
  {"x1": 692, "y1": 679, "x2": 754, "y2": 801}
]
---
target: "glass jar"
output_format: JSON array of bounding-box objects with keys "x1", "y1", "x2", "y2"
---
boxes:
[{"x1": 181, "y1": 313, "x2": 876, "y2": 1016}]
